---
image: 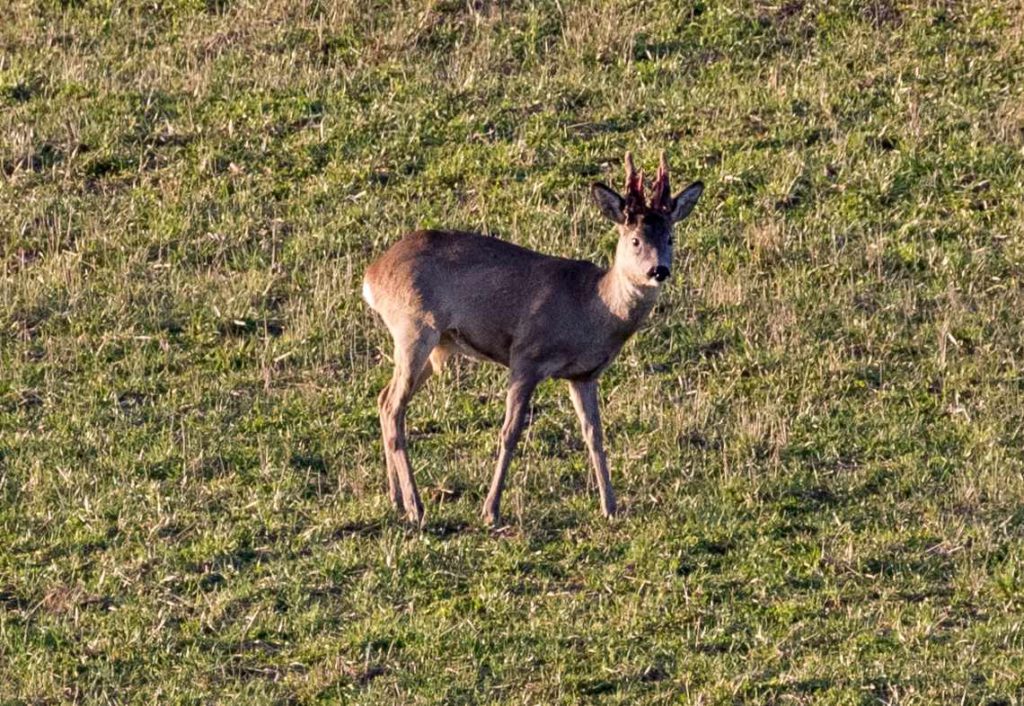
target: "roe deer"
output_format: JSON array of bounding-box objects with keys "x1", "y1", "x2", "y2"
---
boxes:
[{"x1": 363, "y1": 152, "x2": 703, "y2": 526}]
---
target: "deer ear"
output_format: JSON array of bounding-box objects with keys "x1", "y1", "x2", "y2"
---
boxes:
[
  {"x1": 670, "y1": 181, "x2": 704, "y2": 222},
  {"x1": 591, "y1": 183, "x2": 626, "y2": 224}
]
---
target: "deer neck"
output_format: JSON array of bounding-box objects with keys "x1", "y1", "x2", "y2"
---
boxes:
[{"x1": 598, "y1": 263, "x2": 659, "y2": 335}]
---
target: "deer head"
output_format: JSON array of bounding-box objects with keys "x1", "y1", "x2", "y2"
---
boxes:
[{"x1": 591, "y1": 151, "x2": 704, "y2": 286}]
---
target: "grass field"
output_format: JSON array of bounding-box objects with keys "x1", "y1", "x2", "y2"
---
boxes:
[{"x1": 3, "y1": 0, "x2": 1024, "y2": 702}]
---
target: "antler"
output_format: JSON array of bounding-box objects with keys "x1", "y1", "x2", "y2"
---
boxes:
[
  {"x1": 650, "y1": 151, "x2": 671, "y2": 212},
  {"x1": 623, "y1": 151, "x2": 646, "y2": 215}
]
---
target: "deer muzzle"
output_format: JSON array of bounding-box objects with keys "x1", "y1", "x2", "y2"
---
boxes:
[{"x1": 648, "y1": 265, "x2": 671, "y2": 282}]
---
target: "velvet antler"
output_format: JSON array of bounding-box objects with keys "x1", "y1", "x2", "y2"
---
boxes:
[
  {"x1": 650, "y1": 151, "x2": 671, "y2": 213},
  {"x1": 623, "y1": 151, "x2": 646, "y2": 216}
]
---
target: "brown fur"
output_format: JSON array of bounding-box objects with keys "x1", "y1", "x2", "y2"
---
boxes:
[{"x1": 363, "y1": 153, "x2": 704, "y2": 525}]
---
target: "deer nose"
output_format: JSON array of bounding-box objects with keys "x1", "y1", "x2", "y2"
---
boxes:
[{"x1": 648, "y1": 266, "x2": 670, "y2": 282}]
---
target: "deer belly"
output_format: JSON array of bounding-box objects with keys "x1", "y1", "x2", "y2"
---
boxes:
[
  {"x1": 560, "y1": 353, "x2": 613, "y2": 381},
  {"x1": 446, "y1": 329, "x2": 511, "y2": 367}
]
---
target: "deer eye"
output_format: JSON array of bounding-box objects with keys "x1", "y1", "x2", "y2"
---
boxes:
[{"x1": 631, "y1": 237, "x2": 640, "y2": 248}]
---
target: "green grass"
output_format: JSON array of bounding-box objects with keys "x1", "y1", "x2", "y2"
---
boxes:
[{"x1": 2, "y1": 0, "x2": 1024, "y2": 702}]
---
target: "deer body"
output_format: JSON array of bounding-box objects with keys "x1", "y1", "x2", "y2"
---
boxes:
[
  {"x1": 366, "y1": 230, "x2": 650, "y2": 379},
  {"x1": 364, "y1": 153, "x2": 703, "y2": 526}
]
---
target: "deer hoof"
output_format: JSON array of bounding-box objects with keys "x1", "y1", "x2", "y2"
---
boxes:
[
  {"x1": 390, "y1": 493, "x2": 405, "y2": 514},
  {"x1": 404, "y1": 500, "x2": 424, "y2": 526},
  {"x1": 480, "y1": 504, "x2": 500, "y2": 527}
]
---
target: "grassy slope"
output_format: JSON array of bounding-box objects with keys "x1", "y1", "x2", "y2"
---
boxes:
[{"x1": 2, "y1": 0, "x2": 1024, "y2": 702}]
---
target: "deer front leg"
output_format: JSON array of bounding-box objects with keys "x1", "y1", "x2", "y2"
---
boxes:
[
  {"x1": 482, "y1": 373, "x2": 538, "y2": 526},
  {"x1": 568, "y1": 379, "x2": 616, "y2": 518}
]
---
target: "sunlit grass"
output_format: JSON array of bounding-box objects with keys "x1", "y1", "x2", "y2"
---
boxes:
[{"x1": 2, "y1": 0, "x2": 1024, "y2": 702}]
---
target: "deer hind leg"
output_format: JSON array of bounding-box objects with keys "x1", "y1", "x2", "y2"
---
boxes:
[
  {"x1": 412, "y1": 339, "x2": 454, "y2": 395},
  {"x1": 482, "y1": 370, "x2": 539, "y2": 527},
  {"x1": 380, "y1": 339, "x2": 453, "y2": 515},
  {"x1": 378, "y1": 381, "x2": 403, "y2": 512},
  {"x1": 378, "y1": 326, "x2": 439, "y2": 525}
]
